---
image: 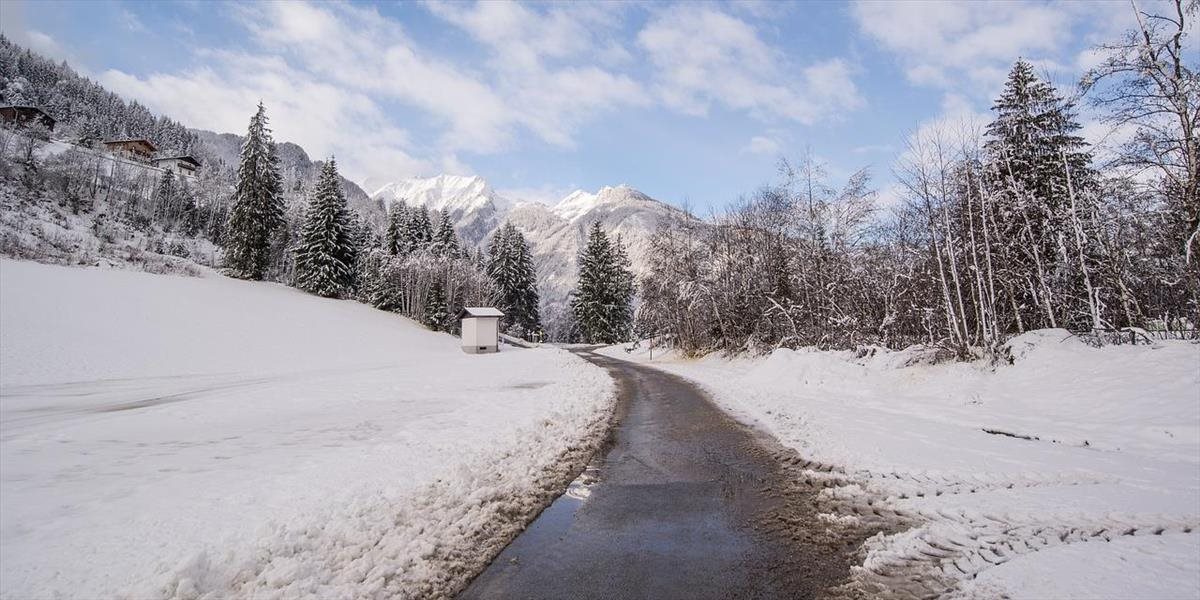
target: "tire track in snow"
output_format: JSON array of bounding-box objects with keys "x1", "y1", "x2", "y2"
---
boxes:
[{"x1": 759, "y1": 452, "x2": 1199, "y2": 599}]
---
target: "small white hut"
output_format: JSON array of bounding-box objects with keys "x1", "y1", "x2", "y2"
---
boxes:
[{"x1": 459, "y1": 307, "x2": 504, "y2": 354}]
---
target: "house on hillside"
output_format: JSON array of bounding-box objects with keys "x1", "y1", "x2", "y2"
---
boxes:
[
  {"x1": 0, "y1": 105, "x2": 56, "y2": 132},
  {"x1": 153, "y1": 155, "x2": 201, "y2": 178},
  {"x1": 103, "y1": 139, "x2": 156, "y2": 162}
]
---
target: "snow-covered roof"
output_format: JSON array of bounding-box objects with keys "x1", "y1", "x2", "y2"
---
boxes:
[
  {"x1": 153, "y1": 155, "x2": 201, "y2": 167},
  {"x1": 103, "y1": 139, "x2": 157, "y2": 152},
  {"x1": 460, "y1": 307, "x2": 504, "y2": 318}
]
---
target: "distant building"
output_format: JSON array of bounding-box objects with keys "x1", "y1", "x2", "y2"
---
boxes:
[
  {"x1": 459, "y1": 307, "x2": 504, "y2": 354},
  {"x1": 153, "y1": 155, "x2": 201, "y2": 178},
  {"x1": 103, "y1": 139, "x2": 157, "y2": 161},
  {"x1": 0, "y1": 105, "x2": 56, "y2": 132}
]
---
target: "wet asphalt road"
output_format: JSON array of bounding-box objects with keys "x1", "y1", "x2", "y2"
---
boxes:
[{"x1": 459, "y1": 349, "x2": 851, "y2": 600}]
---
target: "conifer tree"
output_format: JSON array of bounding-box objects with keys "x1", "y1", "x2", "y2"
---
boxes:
[
  {"x1": 293, "y1": 158, "x2": 356, "y2": 297},
  {"x1": 431, "y1": 212, "x2": 461, "y2": 258},
  {"x1": 406, "y1": 205, "x2": 434, "y2": 252},
  {"x1": 487, "y1": 223, "x2": 541, "y2": 337},
  {"x1": 424, "y1": 279, "x2": 449, "y2": 330},
  {"x1": 385, "y1": 201, "x2": 409, "y2": 255},
  {"x1": 152, "y1": 169, "x2": 177, "y2": 223},
  {"x1": 224, "y1": 102, "x2": 284, "y2": 280},
  {"x1": 985, "y1": 59, "x2": 1097, "y2": 329},
  {"x1": 570, "y1": 222, "x2": 634, "y2": 344},
  {"x1": 986, "y1": 59, "x2": 1092, "y2": 212},
  {"x1": 611, "y1": 233, "x2": 635, "y2": 337}
]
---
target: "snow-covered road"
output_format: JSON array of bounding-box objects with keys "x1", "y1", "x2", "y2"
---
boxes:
[
  {"x1": 0, "y1": 260, "x2": 615, "y2": 599},
  {"x1": 599, "y1": 335, "x2": 1200, "y2": 599}
]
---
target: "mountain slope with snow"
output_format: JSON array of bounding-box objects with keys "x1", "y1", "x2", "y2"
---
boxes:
[
  {"x1": 369, "y1": 176, "x2": 690, "y2": 320},
  {"x1": 0, "y1": 259, "x2": 614, "y2": 599},
  {"x1": 371, "y1": 175, "x2": 508, "y2": 245}
]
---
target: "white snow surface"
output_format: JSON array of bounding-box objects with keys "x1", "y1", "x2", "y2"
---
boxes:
[
  {"x1": 0, "y1": 259, "x2": 615, "y2": 599},
  {"x1": 599, "y1": 333, "x2": 1200, "y2": 599}
]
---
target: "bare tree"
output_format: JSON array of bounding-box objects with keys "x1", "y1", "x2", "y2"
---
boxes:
[{"x1": 1083, "y1": 0, "x2": 1200, "y2": 262}]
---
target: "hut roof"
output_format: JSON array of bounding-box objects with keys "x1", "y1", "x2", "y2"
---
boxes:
[
  {"x1": 154, "y1": 155, "x2": 201, "y2": 167},
  {"x1": 103, "y1": 139, "x2": 158, "y2": 152},
  {"x1": 459, "y1": 307, "x2": 505, "y2": 318}
]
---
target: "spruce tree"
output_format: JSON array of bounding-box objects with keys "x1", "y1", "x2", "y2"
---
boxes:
[
  {"x1": 570, "y1": 222, "x2": 634, "y2": 344},
  {"x1": 611, "y1": 233, "x2": 635, "y2": 339},
  {"x1": 152, "y1": 169, "x2": 177, "y2": 224},
  {"x1": 293, "y1": 158, "x2": 356, "y2": 297},
  {"x1": 385, "y1": 201, "x2": 409, "y2": 256},
  {"x1": 986, "y1": 59, "x2": 1092, "y2": 211},
  {"x1": 985, "y1": 59, "x2": 1096, "y2": 329},
  {"x1": 487, "y1": 223, "x2": 541, "y2": 337},
  {"x1": 431, "y1": 212, "x2": 461, "y2": 258},
  {"x1": 406, "y1": 205, "x2": 434, "y2": 252},
  {"x1": 224, "y1": 102, "x2": 284, "y2": 280},
  {"x1": 424, "y1": 279, "x2": 449, "y2": 331}
]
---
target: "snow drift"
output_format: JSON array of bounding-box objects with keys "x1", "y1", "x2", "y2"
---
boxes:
[{"x1": 0, "y1": 259, "x2": 615, "y2": 599}]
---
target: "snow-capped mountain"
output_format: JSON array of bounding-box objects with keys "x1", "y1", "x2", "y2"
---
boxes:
[
  {"x1": 512, "y1": 185, "x2": 685, "y2": 310},
  {"x1": 368, "y1": 177, "x2": 688, "y2": 313},
  {"x1": 371, "y1": 175, "x2": 508, "y2": 245}
]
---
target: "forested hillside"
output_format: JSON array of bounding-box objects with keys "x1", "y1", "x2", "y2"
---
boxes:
[{"x1": 0, "y1": 35, "x2": 196, "y2": 155}]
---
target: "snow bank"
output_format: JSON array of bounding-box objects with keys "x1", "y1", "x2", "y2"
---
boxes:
[
  {"x1": 599, "y1": 333, "x2": 1200, "y2": 599},
  {"x1": 0, "y1": 259, "x2": 615, "y2": 599}
]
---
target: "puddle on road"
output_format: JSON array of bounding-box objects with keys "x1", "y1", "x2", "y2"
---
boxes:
[{"x1": 516, "y1": 464, "x2": 602, "y2": 544}]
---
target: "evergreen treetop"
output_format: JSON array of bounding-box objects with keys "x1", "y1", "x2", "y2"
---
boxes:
[
  {"x1": 293, "y1": 158, "x2": 357, "y2": 298},
  {"x1": 570, "y1": 222, "x2": 634, "y2": 344},
  {"x1": 223, "y1": 102, "x2": 285, "y2": 280}
]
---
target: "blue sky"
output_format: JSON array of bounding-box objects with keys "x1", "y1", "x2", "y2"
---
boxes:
[{"x1": 1, "y1": 0, "x2": 1145, "y2": 210}]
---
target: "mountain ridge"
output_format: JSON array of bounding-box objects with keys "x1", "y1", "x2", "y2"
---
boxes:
[{"x1": 367, "y1": 175, "x2": 689, "y2": 321}]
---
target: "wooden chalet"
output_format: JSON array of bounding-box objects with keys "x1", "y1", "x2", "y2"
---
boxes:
[
  {"x1": 0, "y1": 105, "x2": 56, "y2": 131},
  {"x1": 152, "y1": 155, "x2": 201, "y2": 178},
  {"x1": 103, "y1": 139, "x2": 157, "y2": 161}
]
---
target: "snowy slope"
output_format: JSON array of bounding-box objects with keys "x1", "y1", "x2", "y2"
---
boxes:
[
  {"x1": 599, "y1": 333, "x2": 1200, "y2": 599},
  {"x1": 0, "y1": 259, "x2": 615, "y2": 599}
]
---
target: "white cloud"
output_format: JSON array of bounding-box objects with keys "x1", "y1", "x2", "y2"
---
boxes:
[
  {"x1": 0, "y1": 1, "x2": 70, "y2": 62},
  {"x1": 118, "y1": 9, "x2": 147, "y2": 33},
  {"x1": 875, "y1": 181, "x2": 905, "y2": 210},
  {"x1": 497, "y1": 183, "x2": 577, "y2": 205},
  {"x1": 852, "y1": 144, "x2": 895, "y2": 155},
  {"x1": 638, "y1": 6, "x2": 864, "y2": 123},
  {"x1": 741, "y1": 135, "x2": 782, "y2": 156},
  {"x1": 99, "y1": 55, "x2": 432, "y2": 185},
  {"x1": 424, "y1": 1, "x2": 649, "y2": 148},
  {"x1": 89, "y1": 1, "x2": 868, "y2": 189},
  {"x1": 853, "y1": 0, "x2": 1073, "y2": 95}
]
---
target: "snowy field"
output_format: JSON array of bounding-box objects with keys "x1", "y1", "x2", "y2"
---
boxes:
[
  {"x1": 0, "y1": 259, "x2": 614, "y2": 599},
  {"x1": 600, "y1": 334, "x2": 1200, "y2": 599}
]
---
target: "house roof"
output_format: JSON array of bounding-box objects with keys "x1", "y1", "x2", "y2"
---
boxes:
[
  {"x1": 103, "y1": 139, "x2": 158, "y2": 151},
  {"x1": 154, "y1": 155, "x2": 201, "y2": 167},
  {"x1": 0, "y1": 105, "x2": 56, "y2": 123},
  {"x1": 459, "y1": 307, "x2": 505, "y2": 318}
]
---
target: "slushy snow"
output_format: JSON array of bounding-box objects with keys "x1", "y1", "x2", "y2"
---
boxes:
[
  {"x1": 0, "y1": 259, "x2": 615, "y2": 599},
  {"x1": 600, "y1": 333, "x2": 1200, "y2": 599}
]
